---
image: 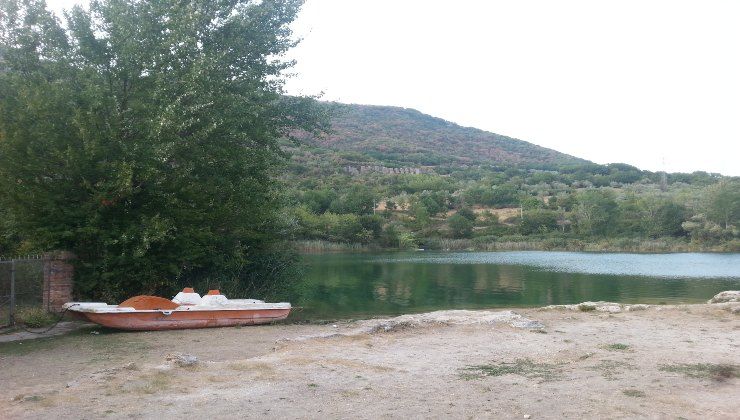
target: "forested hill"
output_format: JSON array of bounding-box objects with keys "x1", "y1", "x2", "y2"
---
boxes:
[
  {"x1": 285, "y1": 102, "x2": 738, "y2": 254},
  {"x1": 293, "y1": 102, "x2": 587, "y2": 168}
]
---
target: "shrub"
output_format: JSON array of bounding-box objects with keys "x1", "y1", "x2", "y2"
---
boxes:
[{"x1": 16, "y1": 307, "x2": 56, "y2": 328}]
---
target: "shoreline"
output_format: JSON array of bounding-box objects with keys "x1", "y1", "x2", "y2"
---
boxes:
[
  {"x1": 293, "y1": 239, "x2": 740, "y2": 254},
  {"x1": 0, "y1": 298, "x2": 732, "y2": 339},
  {"x1": 1, "y1": 298, "x2": 738, "y2": 418}
]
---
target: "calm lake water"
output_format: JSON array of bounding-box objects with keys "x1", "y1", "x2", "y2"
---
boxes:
[{"x1": 293, "y1": 251, "x2": 740, "y2": 320}]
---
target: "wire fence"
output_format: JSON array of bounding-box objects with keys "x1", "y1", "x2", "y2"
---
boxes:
[{"x1": 0, "y1": 256, "x2": 44, "y2": 328}]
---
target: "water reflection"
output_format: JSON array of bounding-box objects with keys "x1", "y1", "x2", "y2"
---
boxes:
[{"x1": 294, "y1": 251, "x2": 740, "y2": 321}]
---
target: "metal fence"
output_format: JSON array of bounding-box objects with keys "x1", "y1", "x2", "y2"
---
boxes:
[{"x1": 0, "y1": 255, "x2": 44, "y2": 327}]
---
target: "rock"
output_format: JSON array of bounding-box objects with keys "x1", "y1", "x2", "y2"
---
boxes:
[
  {"x1": 571, "y1": 302, "x2": 624, "y2": 313},
  {"x1": 122, "y1": 362, "x2": 139, "y2": 370},
  {"x1": 177, "y1": 354, "x2": 198, "y2": 367},
  {"x1": 596, "y1": 305, "x2": 622, "y2": 313},
  {"x1": 708, "y1": 291, "x2": 740, "y2": 304},
  {"x1": 357, "y1": 310, "x2": 529, "y2": 335},
  {"x1": 166, "y1": 353, "x2": 198, "y2": 367},
  {"x1": 510, "y1": 319, "x2": 546, "y2": 330}
]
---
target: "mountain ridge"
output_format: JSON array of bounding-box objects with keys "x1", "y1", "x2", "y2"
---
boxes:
[{"x1": 294, "y1": 102, "x2": 589, "y2": 169}]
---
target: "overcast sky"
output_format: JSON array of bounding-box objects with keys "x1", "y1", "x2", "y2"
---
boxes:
[{"x1": 49, "y1": 0, "x2": 740, "y2": 175}]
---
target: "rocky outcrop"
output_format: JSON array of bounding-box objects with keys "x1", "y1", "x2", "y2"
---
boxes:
[
  {"x1": 355, "y1": 310, "x2": 545, "y2": 334},
  {"x1": 708, "y1": 291, "x2": 740, "y2": 304},
  {"x1": 344, "y1": 165, "x2": 429, "y2": 176},
  {"x1": 541, "y1": 302, "x2": 652, "y2": 313}
]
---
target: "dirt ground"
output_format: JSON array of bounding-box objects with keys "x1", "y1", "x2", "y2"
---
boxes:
[{"x1": 1, "y1": 303, "x2": 738, "y2": 419}]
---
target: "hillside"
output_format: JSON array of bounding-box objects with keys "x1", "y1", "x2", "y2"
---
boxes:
[
  {"x1": 290, "y1": 102, "x2": 587, "y2": 170},
  {"x1": 283, "y1": 102, "x2": 737, "y2": 253}
]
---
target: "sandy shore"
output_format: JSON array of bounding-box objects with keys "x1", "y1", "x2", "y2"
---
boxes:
[{"x1": 1, "y1": 302, "x2": 738, "y2": 419}]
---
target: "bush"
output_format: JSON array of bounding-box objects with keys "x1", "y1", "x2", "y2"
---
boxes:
[
  {"x1": 16, "y1": 307, "x2": 56, "y2": 328},
  {"x1": 448, "y1": 214, "x2": 474, "y2": 238},
  {"x1": 519, "y1": 209, "x2": 559, "y2": 235}
]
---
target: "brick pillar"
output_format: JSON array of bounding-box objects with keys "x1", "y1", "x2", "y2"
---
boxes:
[{"x1": 43, "y1": 251, "x2": 75, "y2": 313}]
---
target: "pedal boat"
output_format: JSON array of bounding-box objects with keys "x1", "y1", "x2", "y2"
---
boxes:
[{"x1": 63, "y1": 289, "x2": 291, "y2": 331}]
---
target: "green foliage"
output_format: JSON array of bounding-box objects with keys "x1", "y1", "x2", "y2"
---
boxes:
[
  {"x1": 681, "y1": 214, "x2": 736, "y2": 244},
  {"x1": 302, "y1": 188, "x2": 338, "y2": 214},
  {"x1": 622, "y1": 389, "x2": 646, "y2": 398},
  {"x1": 651, "y1": 201, "x2": 688, "y2": 237},
  {"x1": 520, "y1": 196, "x2": 543, "y2": 210},
  {"x1": 603, "y1": 343, "x2": 630, "y2": 351},
  {"x1": 706, "y1": 180, "x2": 740, "y2": 229},
  {"x1": 286, "y1": 157, "x2": 735, "y2": 250},
  {"x1": 520, "y1": 209, "x2": 559, "y2": 235},
  {"x1": 574, "y1": 190, "x2": 618, "y2": 236},
  {"x1": 16, "y1": 307, "x2": 56, "y2": 328},
  {"x1": 411, "y1": 202, "x2": 431, "y2": 229},
  {"x1": 448, "y1": 214, "x2": 474, "y2": 238},
  {"x1": 659, "y1": 363, "x2": 738, "y2": 381},
  {"x1": 3, "y1": 0, "x2": 723, "y2": 270},
  {"x1": 456, "y1": 207, "x2": 477, "y2": 222},
  {"x1": 391, "y1": 174, "x2": 456, "y2": 194},
  {"x1": 618, "y1": 195, "x2": 687, "y2": 237},
  {"x1": 329, "y1": 185, "x2": 376, "y2": 215},
  {"x1": 460, "y1": 359, "x2": 560, "y2": 381},
  {"x1": 281, "y1": 94, "x2": 735, "y2": 252},
  {"x1": 0, "y1": 0, "x2": 323, "y2": 300},
  {"x1": 465, "y1": 183, "x2": 521, "y2": 207},
  {"x1": 397, "y1": 231, "x2": 418, "y2": 249},
  {"x1": 418, "y1": 191, "x2": 447, "y2": 216}
]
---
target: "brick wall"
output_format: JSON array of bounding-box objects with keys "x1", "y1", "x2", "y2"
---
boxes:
[{"x1": 43, "y1": 251, "x2": 75, "y2": 312}]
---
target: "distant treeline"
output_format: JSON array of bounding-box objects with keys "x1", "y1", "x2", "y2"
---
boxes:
[{"x1": 285, "y1": 162, "x2": 739, "y2": 252}]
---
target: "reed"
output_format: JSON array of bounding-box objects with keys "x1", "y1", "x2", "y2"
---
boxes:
[{"x1": 293, "y1": 240, "x2": 371, "y2": 253}]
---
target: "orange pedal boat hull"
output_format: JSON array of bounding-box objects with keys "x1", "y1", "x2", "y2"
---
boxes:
[{"x1": 82, "y1": 308, "x2": 291, "y2": 331}]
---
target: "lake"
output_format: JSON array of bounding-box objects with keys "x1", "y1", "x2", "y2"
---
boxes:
[{"x1": 293, "y1": 251, "x2": 740, "y2": 320}]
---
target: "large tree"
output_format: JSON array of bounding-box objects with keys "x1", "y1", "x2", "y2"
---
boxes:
[
  {"x1": 0, "y1": 0, "x2": 324, "y2": 299},
  {"x1": 574, "y1": 189, "x2": 618, "y2": 236},
  {"x1": 706, "y1": 180, "x2": 740, "y2": 230}
]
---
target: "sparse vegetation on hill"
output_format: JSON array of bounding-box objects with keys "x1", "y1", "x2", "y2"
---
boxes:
[{"x1": 289, "y1": 103, "x2": 586, "y2": 171}]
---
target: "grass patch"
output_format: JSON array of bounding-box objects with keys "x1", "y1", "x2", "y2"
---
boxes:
[
  {"x1": 460, "y1": 359, "x2": 560, "y2": 381},
  {"x1": 603, "y1": 343, "x2": 630, "y2": 351},
  {"x1": 123, "y1": 372, "x2": 175, "y2": 395},
  {"x1": 659, "y1": 363, "x2": 738, "y2": 381},
  {"x1": 227, "y1": 361, "x2": 276, "y2": 380},
  {"x1": 0, "y1": 326, "x2": 148, "y2": 357},
  {"x1": 12, "y1": 394, "x2": 44, "y2": 402},
  {"x1": 586, "y1": 360, "x2": 636, "y2": 380},
  {"x1": 16, "y1": 307, "x2": 57, "y2": 328},
  {"x1": 622, "y1": 389, "x2": 646, "y2": 397}
]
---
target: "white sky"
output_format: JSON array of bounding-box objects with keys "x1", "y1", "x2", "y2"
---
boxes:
[{"x1": 48, "y1": 0, "x2": 740, "y2": 175}]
